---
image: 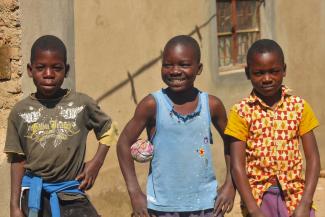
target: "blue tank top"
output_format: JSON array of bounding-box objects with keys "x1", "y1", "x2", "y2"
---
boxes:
[{"x1": 147, "y1": 89, "x2": 218, "y2": 212}]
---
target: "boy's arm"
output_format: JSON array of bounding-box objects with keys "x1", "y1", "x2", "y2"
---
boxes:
[
  {"x1": 293, "y1": 130, "x2": 320, "y2": 217},
  {"x1": 10, "y1": 154, "x2": 25, "y2": 217},
  {"x1": 76, "y1": 143, "x2": 110, "y2": 190},
  {"x1": 209, "y1": 95, "x2": 235, "y2": 215},
  {"x1": 117, "y1": 95, "x2": 156, "y2": 217},
  {"x1": 230, "y1": 138, "x2": 266, "y2": 217},
  {"x1": 77, "y1": 95, "x2": 118, "y2": 190}
]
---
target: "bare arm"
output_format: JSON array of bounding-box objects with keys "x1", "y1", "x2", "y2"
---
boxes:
[
  {"x1": 230, "y1": 138, "x2": 265, "y2": 217},
  {"x1": 293, "y1": 130, "x2": 320, "y2": 217},
  {"x1": 116, "y1": 95, "x2": 156, "y2": 217},
  {"x1": 209, "y1": 95, "x2": 235, "y2": 215},
  {"x1": 76, "y1": 143, "x2": 110, "y2": 190},
  {"x1": 10, "y1": 154, "x2": 25, "y2": 217}
]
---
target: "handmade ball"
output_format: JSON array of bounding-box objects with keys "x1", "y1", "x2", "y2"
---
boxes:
[{"x1": 130, "y1": 138, "x2": 154, "y2": 163}]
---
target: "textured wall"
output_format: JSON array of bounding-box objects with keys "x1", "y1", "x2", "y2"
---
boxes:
[
  {"x1": 273, "y1": 0, "x2": 325, "y2": 168},
  {"x1": 0, "y1": 0, "x2": 21, "y2": 216}
]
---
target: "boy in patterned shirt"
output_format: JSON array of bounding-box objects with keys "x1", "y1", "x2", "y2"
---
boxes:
[
  {"x1": 4, "y1": 35, "x2": 117, "y2": 217},
  {"x1": 225, "y1": 39, "x2": 320, "y2": 217}
]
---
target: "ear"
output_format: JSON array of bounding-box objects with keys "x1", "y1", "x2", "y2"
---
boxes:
[
  {"x1": 283, "y1": 63, "x2": 287, "y2": 77},
  {"x1": 65, "y1": 64, "x2": 70, "y2": 78},
  {"x1": 27, "y1": 64, "x2": 33, "y2": 78},
  {"x1": 197, "y1": 63, "x2": 203, "y2": 75},
  {"x1": 245, "y1": 66, "x2": 250, "y2": 79}
]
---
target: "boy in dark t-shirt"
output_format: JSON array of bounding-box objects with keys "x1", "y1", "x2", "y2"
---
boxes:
[{"x1": 4, "y1": 35, "x2": 117, "y2": 217}]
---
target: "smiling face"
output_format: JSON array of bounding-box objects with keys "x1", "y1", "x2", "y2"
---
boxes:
[
  {"x1": 161, "y1": 43, "x2": 202, "y2": 93},
  {"x1": 28, "y1": 49, "x2": 69, "y2": 99},
  {"x1": 246, "y1": 51, "x2": 286, "y2": 102}
]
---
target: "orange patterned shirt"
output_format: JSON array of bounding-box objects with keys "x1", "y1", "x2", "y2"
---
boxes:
[{"x1": 225, "y1": 86, "x2": 319, "y2": 214}]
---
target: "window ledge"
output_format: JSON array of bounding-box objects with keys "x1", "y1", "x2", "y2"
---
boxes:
[{"x1": 219, "y1": 67, "x2": 245, "y2": 76}]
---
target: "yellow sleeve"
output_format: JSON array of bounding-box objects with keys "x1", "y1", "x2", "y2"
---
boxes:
[
  {"x1": 299, "y1": 100, "x2": 319, "y2": 136},
  {"x1": 224, "y1": 107, "x2": 249, "y2": 142},
  {"x1": 98, "y1": 122, "x2": 119, "y2": 146}
]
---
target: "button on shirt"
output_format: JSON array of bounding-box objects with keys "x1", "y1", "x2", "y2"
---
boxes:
[{"x1": 225, "y1": 86, "x2": 319, "y2": 214}]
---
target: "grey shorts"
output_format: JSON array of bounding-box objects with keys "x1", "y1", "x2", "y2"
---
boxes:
[
  {"x1": 148, "y1": 209, "x2": 223, "y2": 217},
  {"x1": 21, "y1": 190, "x2": 100, "y2": 217}
]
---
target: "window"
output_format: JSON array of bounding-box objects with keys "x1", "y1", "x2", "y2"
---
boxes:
[{"x1": 217, "y1": 0, "x2": 261, "y2": 73}]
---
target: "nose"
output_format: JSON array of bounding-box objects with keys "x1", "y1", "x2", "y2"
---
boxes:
[
  {"x1": 263, "y1": 72, "x2": 272, "y2": 83},
  {"x1": 43, "y1": 67, "x2": 55, "y2": 78},
  {"x1": 170, "y1": 65, "x2": 181, "y2": 75}
]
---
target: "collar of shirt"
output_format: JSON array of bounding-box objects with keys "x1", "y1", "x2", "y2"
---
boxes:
[{"x1": 247, "y1": 85, "x2": 292, "y2": 110}]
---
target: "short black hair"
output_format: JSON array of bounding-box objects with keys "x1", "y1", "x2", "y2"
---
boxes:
[
  {"x1": 30, "y1": 35, "x2": 67, "y2": 64},
  {"x1": 246, "y1": 39, "x2": 284, "y2": 66},
  {"x1": 163, "y1": 35, "x2": 201, "y2": 63}
]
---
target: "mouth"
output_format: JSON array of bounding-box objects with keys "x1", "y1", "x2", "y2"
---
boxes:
[
  {"x1": 167, "y1": 77, "x2": 186, "y2": 85},
  {"x1": 40, "y1": 83, "x2": 57, "y2": 90},
  {"x1": 261, "y1": 85, "x2": 275, "y2": 90}
]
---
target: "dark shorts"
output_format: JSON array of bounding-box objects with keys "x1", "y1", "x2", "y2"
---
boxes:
[
  {"x1": 21, "y1": 190, "x2": 100, "y2": 217},
  {"x1": 148, "y1": 209, "x2": 222, "y2": 217}
]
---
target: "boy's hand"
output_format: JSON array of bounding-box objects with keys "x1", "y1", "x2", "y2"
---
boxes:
[
  {"x1": 292, "y1": 201, "x2": 311, "y2": 217},
  {"x1": 10, "y1": 206, "x2": 24, "y2": 217},
  {"x1": 76, "y1": 159, "x2": 102, "y2": 190},
  {"x1": 130, "y1": 191, "x2": 150, "y2": 217},
  {"x1": 213, "y1": 182, "x2": 235, "y2": 216}
]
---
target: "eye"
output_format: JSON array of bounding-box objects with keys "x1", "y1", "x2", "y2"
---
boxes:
[
  {"x1": 269, "y1": 68, "x2": 281, "y2": 74},
  {"x1": 180, "y1": 63, "x2": 191, "y2": 68},
  {"x1": 162, "y1": 63, "x2": 172, "y2": 68},
  {"x1": 253, "y1": 71, "x2": 264, "y2": 76},
  {"x1": 53, "y1": 66, "x2": 64, "y2": 72},
  {"x1": 35, "y1": 65, "x2": 45, "y2": 71}
]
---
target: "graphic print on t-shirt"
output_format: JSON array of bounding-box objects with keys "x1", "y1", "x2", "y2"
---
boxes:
[{"x1": 19, "y1": 102, "x2": 84, "y2": 148}]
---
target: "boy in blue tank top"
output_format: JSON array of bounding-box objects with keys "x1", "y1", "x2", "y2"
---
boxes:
[{"x1": 117, "y1": 35, "x2": 235, "y2": 217}]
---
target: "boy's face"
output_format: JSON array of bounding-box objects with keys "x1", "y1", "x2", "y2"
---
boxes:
[
  {"x1": 246, "y1": 51, "x2": 286, "y2": 98},
  {"x1": 161, "y1": 43, "x2": 202, "y2": 92},
  {"x1": 28, "y1": 49, "x2": 69, "y2": 99}
]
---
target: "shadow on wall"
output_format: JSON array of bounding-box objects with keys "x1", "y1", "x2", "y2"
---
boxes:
[{"x1": 96, "y1": 14, "x2": 217, "y2": 104}]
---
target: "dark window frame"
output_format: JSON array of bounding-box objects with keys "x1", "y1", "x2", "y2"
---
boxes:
[{"x1": 217, "y1": 0, "x2": 262, "y2": 73}]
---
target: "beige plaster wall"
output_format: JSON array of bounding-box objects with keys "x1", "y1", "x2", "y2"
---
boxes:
[
  {"x1": 21, "y1": 0, "x2": 75, "y2": 96},
  {"x1": 272, "y1": 0, "x2": 325, "y2": 167},
  {"x1": 74, "y1": 0, "x2": 225, "y2": 215},
  {"x1": 75, "y1": 1, "x2": 325, "y2": 216}
]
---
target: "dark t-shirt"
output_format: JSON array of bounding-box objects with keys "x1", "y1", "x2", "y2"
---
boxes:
[{"x1": 4, "y1": 90, "x2": 112, "y2": 182}]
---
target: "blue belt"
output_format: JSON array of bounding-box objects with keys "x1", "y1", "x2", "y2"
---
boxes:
[{"x1": 22, "y1": 174, "x2": 84, "y2": 217}]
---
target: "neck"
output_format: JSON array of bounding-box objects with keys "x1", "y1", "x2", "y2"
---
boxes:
[
  {"x1": 165, "y1": 87, "x2": 198, "y2": 105},
  {"x1": 35, "y1": 88, "x2": 67, "y2": 100},
  {"x1": 254, "y1": 88, "x2": 282, "y2": 108}
]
